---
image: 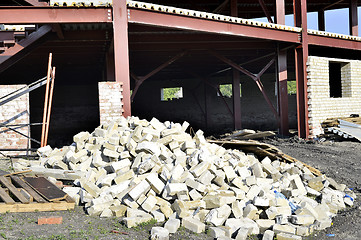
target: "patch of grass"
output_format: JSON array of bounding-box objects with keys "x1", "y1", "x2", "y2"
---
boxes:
[
  {"x1": 132, "y1": 219, "x2": 157, "y2": 231},
  {"x1": 48, "y1": 235, "x2": 67, "y2": 240},
  {"x1": 0, "y1": 232, "x2": 6, "y2": 239}
]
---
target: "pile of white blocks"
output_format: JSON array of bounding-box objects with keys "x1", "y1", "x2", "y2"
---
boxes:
[{"x1": 30, "y1": 116, "x2": 355, "y2": 240}]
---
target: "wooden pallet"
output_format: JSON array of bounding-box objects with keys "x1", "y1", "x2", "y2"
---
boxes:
[{"x1": 0, "y1": 174, "x2": 75, "y2": 213}]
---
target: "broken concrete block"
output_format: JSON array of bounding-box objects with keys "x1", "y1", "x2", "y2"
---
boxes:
[
  {"x1": 276, "y1": 232, "x2": 302, "y2": 240},
  {"x1": 111, "y1": 159, "x2": 131, "y2": 172},
  {"x1": 256, "y1": 219, "x2": 275, "y2": 232},
  {"x1": 205, "y1": 204, "x2": 232, "y2": 226},
  {"x1": 164, "y1": 218, "x2": 180, "y2": 233},
  {"x1": 273, "y1": 224, "x2": 296, "y2": 235},
  {"x1": 142, "y1": 195, "x2": 158, "y2": 213},
  {"x1": 308, "y1": 176, "x2": 325, "y2": 191},
  {"x1": 223, "y1": 166, "x2": 237, "y2": 182},
  {"x1": 254, "y1": 197, "x2": 270, "y2": 207},
  {"x1": 231, "y1": 201, "x2": 243, "y2": 219},
  {"x1": 251, "y1": 162, "x2": 265, "y2": 178},
  {"x1": 110, "y1": 205, "x2": 127, "y2": 217},
  {"x1": 246, "y1": 185, "x2": 261, "y2": 200},
  {"x1": 290, "y1": 215, "x2": 315, "y2": 226},
  {"x1": 100, "y1": 208, "x2": 113, "y2": 218},
  {"x1": 208, "y1": 226, "x2": 226, "y2": 238},
  {"x1": 151, "y1": 227, "x2": 169, "y2": 240},
  {"x1": 160, "y1": 204, "x2": 173, "y2": 219},
  {"x1": 146, "y1": 173, "x2": 165, "y2": 194},
  {"x1": 136, "y1": 141, "x2": 161, "y2": 156},
  {"x1": 189, "y1": 189, "x2": 203, "y2": 201},
  {"x1": 128, "y1": 180, "x2": 151, "y2": 201},
  {"x1": 225, "y1": 218, "x2": 259, "y2": 235},
  {"x1": 295, "y1": 225, "x2": 310, "y2": 236},
  {"x1": 165, "y1": 183, "x2": 188, "y2": 196},
  {"x1": 114, "y1": 170, "x2": 135, "y2": 185},
  {"x1": 182, "y1": 217, "x2": 205, "y2": 233},
  {"x1": 243, "y1": 204, "x2": 258, "y2": 219},
  {"x1": 262, "y1": 230, "x2": 274, "y2": 240}
]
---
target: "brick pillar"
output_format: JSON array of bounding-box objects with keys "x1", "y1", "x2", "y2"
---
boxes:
[
  {"x1": 0, "y1": 85, "x2": 30, "y2": 155},
  {"x1": 98, "y1": 82, "x2": 124, "y2": 125}
]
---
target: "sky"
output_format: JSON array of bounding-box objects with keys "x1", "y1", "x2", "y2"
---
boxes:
[{"x1": 256, "y1": 7, "x2": 361, "y2": 36}]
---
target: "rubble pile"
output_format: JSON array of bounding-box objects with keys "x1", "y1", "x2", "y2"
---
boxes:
[{"x1": 20, "y1": 117, "x2": 355, "y2": 239}]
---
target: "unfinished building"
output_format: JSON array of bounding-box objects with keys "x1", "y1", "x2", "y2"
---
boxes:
[{"x1": 0, "y1": 0, "x2": 360, "y2": 152}]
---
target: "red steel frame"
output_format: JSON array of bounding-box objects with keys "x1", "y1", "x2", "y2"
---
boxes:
[{"x1": 0, "y1": 0, "x2": 360, "y2": 138}]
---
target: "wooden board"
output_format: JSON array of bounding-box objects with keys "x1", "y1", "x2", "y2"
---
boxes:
[
  {"x1": 0, "y1": 201, "x2": 75, "y2": 213},
  {"x1": 0, "y1": 186, "x2": 15, "y2": 204},
  {"x1": 10, "y1": 176, "x2": 47, "y2": 203},
  {"x1": 0, "y1": 176, "x2": 29, "y2": 203},
  {"x1": 23, "y1": 177, "x2": 68, "y2": 202}
]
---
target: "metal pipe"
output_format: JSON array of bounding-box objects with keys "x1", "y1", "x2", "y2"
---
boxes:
[
  {"x1": 44, "y1": 67, "x2": 55, "y2": 147},
  {"x1": 40, "y1": 53, "x2": 52, "y2": 147}
]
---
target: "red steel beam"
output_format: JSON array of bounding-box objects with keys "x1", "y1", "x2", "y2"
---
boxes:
[
  {"x1": 349, "y1": 0, "x2": 358, "y2": 36},
  {"x1": 113, "y1": 0, "x2": 131, "y2": 117},
  {"x1": 0, "y1": 7, "x2": 112, "y2": 24},
  {"x1": 230, "y1": 0, "x2": 238, "y2": 17},
  {"x1": 0, "y1": 25, "x2": 52, "y2": 73},
  {"x1": 128, "y1": 8, "x2": 301, "y2": 43},
  {"x1": 308, "y1": 35, "x2": 361, "y2": 51}
]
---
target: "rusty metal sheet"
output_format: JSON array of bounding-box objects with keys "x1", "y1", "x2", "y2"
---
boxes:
[{"x1": 23, "y1": 177, "x2": 67, "y2": 202}]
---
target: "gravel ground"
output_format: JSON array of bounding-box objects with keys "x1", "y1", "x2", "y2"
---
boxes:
[{"x1": 0, "y1": 138, "x2": 360, "y2": 240}]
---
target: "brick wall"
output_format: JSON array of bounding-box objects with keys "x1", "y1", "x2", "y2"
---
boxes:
[
  {"x1": 0, "y1": 85, "x2": 30, "y2": 155},
  {"x1": 98, "y1": 82, "x2": 124, "y2": 125},
  {"x1": 307, "y1": 56, "x2": 361, "y2": 137}
]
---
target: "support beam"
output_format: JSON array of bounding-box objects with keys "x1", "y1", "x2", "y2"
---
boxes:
[
  {"x1": 294, "y1": 0, "x2": 309, "y2": 138},
  {"x1": 209, "y1": 50, "x2": 279, "y2": 120},
  {"x1": 276, "y1": 46, "x2": 289, "y2": 135},
  {"x1": 308, "y1": 34, "x2": 361, "y2": 50},
  {"x1": 113, "y1": 0, "x2": 131, "y2": 117},
  {"x1": 318, "y1": 10, "x2": 325, "y2": 31},
  {"x1": 232, "y1": 69, "x2": 242, "y2": 129},
  {"x1": 0, "y1": 25, "x2": 52, "y2": 73},
  {"x1": 349, "y1": 0, "x2": 358, "y2": 36},
  {"x1": 258, "y1": 0, "x2": 274, "y2": 23},
  {"x1": 130, "y1": 51, "x2": 187, "y2": 101},
  {"x1": 128, "y1": 8, "x2": 301, "y2": 43},
  {"x1": 0, "y1": 7, "x2": 112, "y2": 24}
]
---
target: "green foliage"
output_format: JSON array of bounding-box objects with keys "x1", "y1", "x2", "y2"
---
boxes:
[
  {"x1": 161, "y1": 87, "x2": 182, "y2": 101},
  {"x1": 219, "y1": 84, "x2": 241, "y2": 98},
  {"x1": 287, "y1": 80, "x2": 297, "y2": 95}
]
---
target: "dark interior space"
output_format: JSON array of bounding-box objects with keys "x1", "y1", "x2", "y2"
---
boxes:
[{"x1": 329, "y1": 61, "x2": 342, "y2": 98}]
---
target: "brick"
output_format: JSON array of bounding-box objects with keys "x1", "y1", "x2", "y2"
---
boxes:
[
  {"x1": 276, "y1": 232, "x2": 302, "y2": 240},
  {"x1": 262, "y1": 230, "x2": 274, "y2": 240},
  {"x1": 182, "y1": 217, "x2": 205, "y2": 233},
  {"x1": 273, "y1": 224, "x2": 296, "y2": 235},
  {"x1": 164, "y1": 218, "x2": 180, "y2": 233},
  {"x1": 151, "y1": 227, "x2": 169, "y2": 240},
  {"x1": 38, "y1": 216, "x2": 63, "y2": 225}
]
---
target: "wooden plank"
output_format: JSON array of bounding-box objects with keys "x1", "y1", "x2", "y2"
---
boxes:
[
  {"x1": 3, "y1": 169, "x2": 32, "y2": 177},
  {"x1": 10, "y1": 176, "x2": 47, "y2": 203},
  {"x1": 0, "y1": 201, "x2": 75, "y2": 213},
  {"x1": 0, "y1": 186, "x2": 15, "y2": 204},
  {"x1": 236, "y1": 131, "x2": 276, "y2": 140},
  {"x1": 0, "y1": 176, "x2": 29, "y2": 203},
  {"x1": 23, "y1": 177, "x2": 67, "y2": 202}
]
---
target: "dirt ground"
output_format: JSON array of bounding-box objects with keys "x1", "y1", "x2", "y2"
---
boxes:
[{"x1": 0, "y1": 137, "x2": 360, "y2": 240}]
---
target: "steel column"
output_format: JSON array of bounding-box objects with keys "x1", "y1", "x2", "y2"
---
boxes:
[
  {"x1": 232, "y1": 69, "x2": 242, "y2": 129},
  {"x1": 230, "y1": 0, "x2": 238, "y2": 17},
  {"x1": 275, "y1": 0, "x2": 285, "y2": 24},
  {"x1": 318, "y1": 10, "x2": 325, "y2": 31},
  {"x1": 275, "y1": 0, "x2": 288, "y2": 135},
  {"x1": 349, "y1": 0, "x2": 358, "y2": 36},
  {"x1": 294, "y1": 0, "x2": 309, "y2": 138},
  {"x1": 113, "y1": 0, "x2": 131, "y2": 117},
  {"x1": 276, "y1": 46, "x2": 289, "y2": 135}
]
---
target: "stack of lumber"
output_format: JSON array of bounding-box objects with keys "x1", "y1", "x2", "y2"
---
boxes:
[{"x1": 0, "y1": 170, "x2": 74, "y2": 213}]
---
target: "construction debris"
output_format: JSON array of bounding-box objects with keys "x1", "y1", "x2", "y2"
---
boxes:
[
  {"x1": 322, "y1": 116, "x2": 361, "y2": 141},
  {"x1": 222, "y1": 129, "x2": 276, "y2": 140},
  {"x1": 14, "y1": 116, "x2": 356, "y2": 239}
]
